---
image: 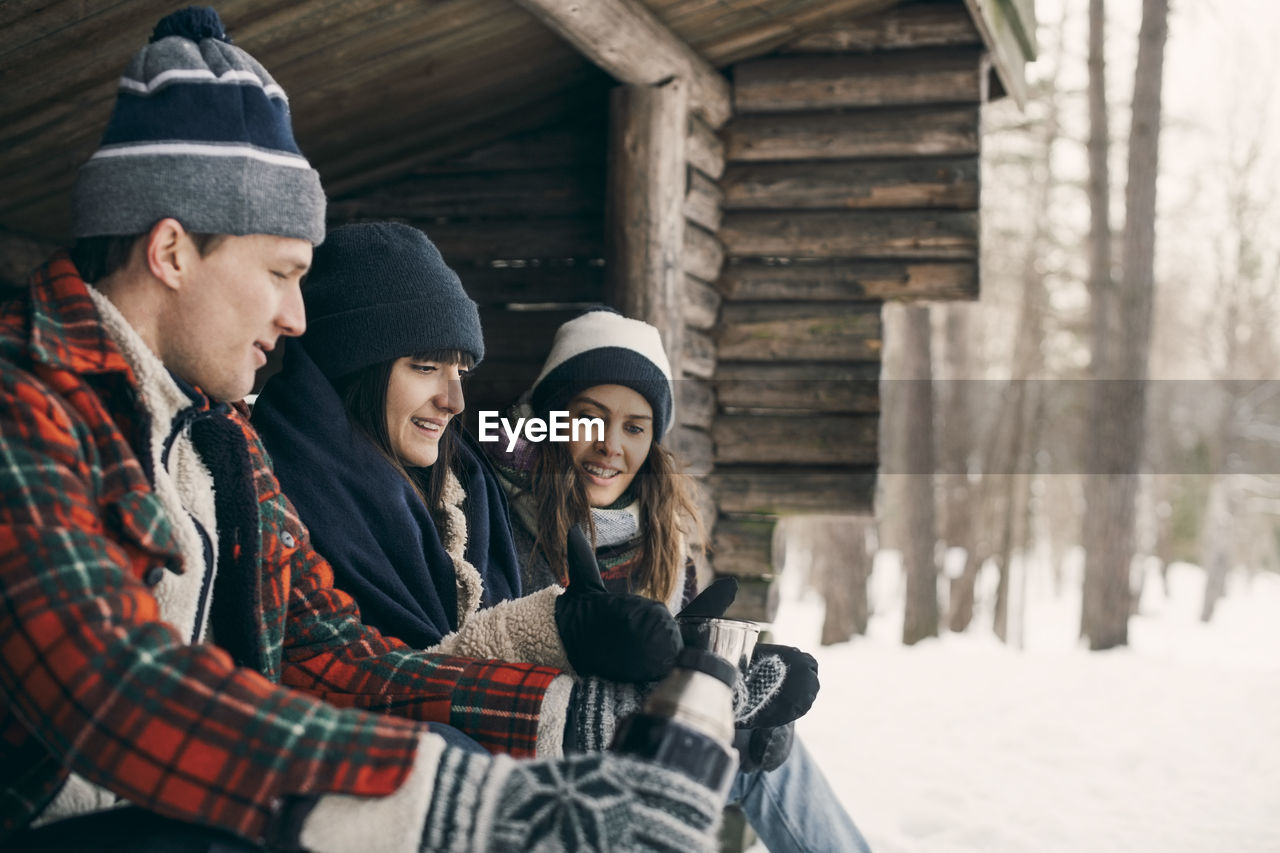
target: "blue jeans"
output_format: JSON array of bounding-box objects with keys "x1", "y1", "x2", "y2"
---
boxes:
[{"x1": 729, "y1": 736, "x2": 871, "y2": 853}]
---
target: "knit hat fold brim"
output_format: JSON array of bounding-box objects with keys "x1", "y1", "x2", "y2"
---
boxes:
[{"x1": 73, "y1": 150, "x2": 324, "y2": 244}]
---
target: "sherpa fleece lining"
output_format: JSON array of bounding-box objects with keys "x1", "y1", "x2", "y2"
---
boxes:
[{"x1": 299, "y1": 731, "x2": 446, "y2": 853}]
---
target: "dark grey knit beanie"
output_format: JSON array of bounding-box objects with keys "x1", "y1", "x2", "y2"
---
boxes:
[{"x1": 301, "y1": 222, "x2": 484, "y2": 379}]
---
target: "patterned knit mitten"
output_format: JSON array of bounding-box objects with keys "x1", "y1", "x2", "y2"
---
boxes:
[
  {"x1": 732, "y1": 643, "x2": 820, "y2": 729},
  {"x1": 570, "y1": 676, "x2": 647, "y2": 752},
  {"x1": 421, "y1": 748, "x2": 725, "y2": 853}
]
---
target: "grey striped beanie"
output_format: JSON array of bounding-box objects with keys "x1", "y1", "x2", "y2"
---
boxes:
[{"x1": 72, "y1": 7, "x2": 325, "y2": 244}]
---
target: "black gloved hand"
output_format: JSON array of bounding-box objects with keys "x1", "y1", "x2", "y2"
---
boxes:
[
  {"x1": 554, "y1": 526, "x2": 682, "y2": 683},
  {"x1": 732, "y1": 721, "x2": 795, "y2": 773},
  {"x1": 676, "y1": 575, "x2": 739, "y2": 619},
  {"x1": 734, "y1": 643, "x2": 820, "y2": 729}
]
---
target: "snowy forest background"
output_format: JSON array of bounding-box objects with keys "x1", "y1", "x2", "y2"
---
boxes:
[{"x1": 763, "y1": 0, "x2": 1280, "y2": 849}]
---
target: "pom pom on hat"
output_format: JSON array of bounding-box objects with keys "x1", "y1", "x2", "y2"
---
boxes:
[
  {"x1": 530, "y1": 308, "x2": 675, "y2": 442},
  {"x1": 150, "y1": 6, "x2": 231, "y2": 44}
]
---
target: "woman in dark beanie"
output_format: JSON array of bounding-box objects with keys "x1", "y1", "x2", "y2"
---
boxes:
[
  {"x1": 251, "y1": 223, "x2": 680, "y2": 688},
  {"x1": 488, "y1": 308, "x2": 870, "y2": 853}
]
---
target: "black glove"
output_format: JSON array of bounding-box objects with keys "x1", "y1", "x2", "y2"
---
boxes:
[
  {"x1": 732, "y1": 722, "x2": 795, "y2": 773},
  {"x1": 554, "y1": 526, "x2": 681, "y2": 683},
  {"x1": 734, "y1": 643, "x2": 820, "y2": 729},
  {"x1": 676, "y1": 575, "x2": 739, "y2": 619}
]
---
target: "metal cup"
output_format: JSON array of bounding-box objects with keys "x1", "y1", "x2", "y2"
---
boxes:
[{"x1": 677, "y1": 616, "x2": 760, "y2": 674}]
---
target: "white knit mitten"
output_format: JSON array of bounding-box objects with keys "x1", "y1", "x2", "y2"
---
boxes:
[{"x1": 421, "y1": 749, "x2": 725, "y2": 852}]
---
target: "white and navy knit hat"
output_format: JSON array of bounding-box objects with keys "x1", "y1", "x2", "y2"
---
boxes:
[
  {"x1": 530, "y1": 308, "x2": 675, "y2": 442},
  {"x1": 71, "y1": 6, "x2": 325, "y2": 244}
]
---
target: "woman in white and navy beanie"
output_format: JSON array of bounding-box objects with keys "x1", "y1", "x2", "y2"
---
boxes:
[{"x1": 530, "y1": 308, "x2": 675, "y2": 443}]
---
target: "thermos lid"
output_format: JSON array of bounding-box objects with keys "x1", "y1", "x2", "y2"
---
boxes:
[{"x1": 676, "y1": 646, "x2": 738, "y2": 687}]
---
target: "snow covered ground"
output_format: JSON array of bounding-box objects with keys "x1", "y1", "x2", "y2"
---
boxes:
[{"x1": 766, "y1": 555, "x2": 1280, "y2": 853}]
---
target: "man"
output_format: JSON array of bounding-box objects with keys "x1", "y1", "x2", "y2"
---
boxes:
[{"x1": 0, "y1": 8, "x2": 730, "y2": 851}]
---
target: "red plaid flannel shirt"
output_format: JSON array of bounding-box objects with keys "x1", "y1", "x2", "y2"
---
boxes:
[{"x1": 0, "y1": 255, "x2": 565, "y2": 842}]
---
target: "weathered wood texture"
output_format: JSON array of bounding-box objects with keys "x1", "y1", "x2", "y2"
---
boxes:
[
  {"x1": 714, "y1": 414, "x2": 878, "y2": 465},
  {"x1": 684, "y1": 275, "x2": 723, "y2": 329},
  {"x1": 715, "y1": 362, "x2": 880, "y2": 413},
  {"x1": 723, "y1": 107, "x2": 980, "y2": 161},
  {"x1": 734, "y1": 48, "x2": 988, "y2": 113},
  {"x1": 684, "y1": 168, "x2": 725, "y2": 232},
  {"x1": 717, "y1": 260, "x2": 978, "y2": 302},
  {"x1": 716, "y1": 303, "x2": 883, "y2": 362},
  {"x1": 687, "y1": 115, "x2": 727, "y2": 179},
  {"x1": 710, "y1": 467, "x2": 877, "y2": 515},
  {"x1": 677, "y1": 377, "x2": 716, "y2": 429},
  {"x1": 684, "y1": 224, "x2": 726, "y2": 282},
  {"x1": 720, "y1": 211, "x2": 978, "y2": 260},
  {"x1": 712, "y1": 514, "x2": 778, "y2": 577},
  {"x1": 783, "y1": 2, "x2": 982, "y2": 53},
  {"x1": 683, "y1": 329, "x2": 717, "y2": 380},
  {"x1": 511, "y1": 0, "x2": 731, "y2": 126},
  {"x1": 668, "y1": 426, "x2": 713, "y2": 477},
  {"x1": 722, "y1": 158, "x2": 979, "y2": 210},
  {"x1": 608, "y1": 80, "x2": 689, "y2": 376}
]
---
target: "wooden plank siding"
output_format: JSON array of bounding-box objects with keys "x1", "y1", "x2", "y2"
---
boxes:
[{"x1": 703, "y1": 1, "x2": 991, "y2": 617}]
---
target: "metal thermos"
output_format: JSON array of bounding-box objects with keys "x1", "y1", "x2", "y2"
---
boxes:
[{"x1": 610, "y1": 646, "x2": 739, "y2": 793}]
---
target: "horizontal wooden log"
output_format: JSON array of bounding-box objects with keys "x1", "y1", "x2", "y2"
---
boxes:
[
  {"x1": 668, "y1": 425, "x2": 713, "y2": 477},
  {"x1": 454, "y1": 262, "x2": 606, "y2": 307},
  {"x1": 716, "y1": 260, "x2": 978, "y2": 302},
  {"x1": 783, "y1": 3, "x2": 982, "y2": 53},
  {"x1": 722, "y1": 157, "x2": 978, "y2": 210},
  {"x1": 710, "y1": 466, "x2": 877, "y2": 515},
  {"x1": 715, "y1": 362, "x2": 880, "y2": 414},
  {"x1": 676, "y1": 377, "x2": 715, "y2": 429},
  {"x1": 716, "y1": 303, "x2": 882, "y2": 362},
  {"x1": 723, "y1": 106, "x2": 979, "y2": 162},
  {"x1": 712, "y1": 514, "x2": 778, "y2": 578},
  {"x1": 411, "y1": 119, "x2": 607, "y2": 174},
  {"x1": 683, "y1": 328, "x2": 717, "y2": 380},
  {"x1": 408, "y1": 217, "x2": 604, "y2": 263},
  {"x1": 684, "y1": 224, "x2": 725, "y2": 282},
  {"x1": 720, "y1": 210, "x2": 978, "y2": 260},
  {"x1": 714, "y1": 414, "x2": 878, "y2": 466},
  {"x1": 328, "y1": 169, "x2": 604, "y2": 220},
  {"x1": 687, "y1": 114, "x2": 726, "y2": 179},
  {"x1": 511, "y1": 0, "x2": 731, "y2": 126},
  {"x1": 720, "y1": 574, "x2": 780, "y2": 622},
  {"x1": 684, "y1": 168, "x2": 724, "y2": 232},
  {"x1": 683, "y1": 275, "x2": 722, "y2": 330},
  {"x1": 735, "y1": 48, "x2": 988, "y2": 113},
  {"x1": 478, "y1": 308, "x2": 579, "y2": 360}
]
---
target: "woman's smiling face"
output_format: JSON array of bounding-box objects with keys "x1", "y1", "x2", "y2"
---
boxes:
[
  {"x1": 566, "y1": 384, "x2": 654, "y2": 507},
  {"x1": 384, "y1": 356, "x2": 466, "y2": 468}
]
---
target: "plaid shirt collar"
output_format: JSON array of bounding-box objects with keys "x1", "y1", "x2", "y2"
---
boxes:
[{"x1": 27, "y1": 251, "x2": 135, "y2": 381}]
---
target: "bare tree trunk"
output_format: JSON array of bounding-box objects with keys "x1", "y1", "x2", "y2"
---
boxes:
[
  {"x1": 898, "y1": 305, "x2": 939, "y2": 645},
  {"x1": 939, "y1": 308, "x2": 980, "y2": 631},
  {"x1": 1081, "y1": 0, "x2": 1169, "y2": 650},
  {"x1": 817, "y1": 516, "x2": 873, "y2": 645}
]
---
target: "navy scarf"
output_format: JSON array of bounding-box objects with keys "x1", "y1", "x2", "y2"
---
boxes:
[{"x1": 251, "y1": 338, "x2": 521, "y2": 648}]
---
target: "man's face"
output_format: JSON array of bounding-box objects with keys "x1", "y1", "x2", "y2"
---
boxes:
[{"x1": 162, "y1": 233, "x2": 310, "y2": 401}]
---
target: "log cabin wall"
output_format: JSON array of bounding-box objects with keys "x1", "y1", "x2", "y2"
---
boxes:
[{"x1": 709, "y1": 1, "x2": 986, "y2": 621}]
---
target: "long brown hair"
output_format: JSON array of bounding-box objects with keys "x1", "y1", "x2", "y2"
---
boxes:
[
  {"x1": 528, "y1": 437, "x2": 705, "y2": 602},
  {"x1": 335, "y1": 349, "x2": 473, "y2": 510}
]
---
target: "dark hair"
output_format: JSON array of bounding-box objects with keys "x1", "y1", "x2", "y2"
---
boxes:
[
  {"x1": 336, "y1": 349, "x2": 475, "y2": 511},
  {"x1": 528, "y1": 437, "x2": 705, "y2": 602},
  {"x1": 70, "y1": 231, "x2": 227, "y2": 283}
]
